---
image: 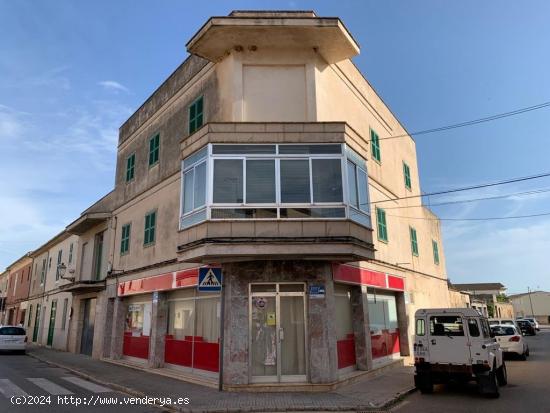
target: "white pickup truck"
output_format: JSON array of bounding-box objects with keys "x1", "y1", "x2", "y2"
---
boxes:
[{"x1": 414, "y1": 308, "x2": 506, "y2": 398}]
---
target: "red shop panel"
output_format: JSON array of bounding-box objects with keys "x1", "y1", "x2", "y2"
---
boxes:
[
  {"x1": 193, "y1": 341, "x2": 220, "y2": 372},
  {"x1": 333, "y1": 264, "x2": 386, "y2": 288},
  {"x1": 390, "y1": 330, "x2": 400, "y2": 355},
  {"x1": 370, "y1": 330, "x2": 400, "y2": 359},
  {"x1": 337, "y1": 335, "x2": 356, "y2": 369},
  {"x1": 387, "y1": 276, "x2": 405, "y2": 291},
  {"x1": 164, "y1": 338, "x2": 193, "y2": 367},
  {"x1": 123, "y1": 335, "x2": 150, "y2": 360}
]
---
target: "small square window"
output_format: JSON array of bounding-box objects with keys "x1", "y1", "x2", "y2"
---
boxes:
[{"x1": 148, "y1": 134, "x2": 160, "y2": 167}]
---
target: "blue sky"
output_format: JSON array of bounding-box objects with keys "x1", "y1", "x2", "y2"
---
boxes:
[{"x1": 1, "y1": 1, "x2": 549, "y2": 294}]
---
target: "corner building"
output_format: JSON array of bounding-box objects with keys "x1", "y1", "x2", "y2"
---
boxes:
[{"x1": 101, "y1": 11, "x2": 451, "y2": 389}]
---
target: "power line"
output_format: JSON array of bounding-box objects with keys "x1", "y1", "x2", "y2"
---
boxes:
[
  {"x1": 369, "y1": 171, "x2": 550, "y2": 205},
  {"x1": 386, "y1": 211, "x2": 550, "y2": 222},
  {"x1": 379, "y1": 100, "x2": 550, "y2": 141},
  {"x1": 381, "y1": 187, "x2": 550, "y2": 210}
]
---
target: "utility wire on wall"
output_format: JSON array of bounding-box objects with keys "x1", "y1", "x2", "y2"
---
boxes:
[
  {"x1": 378, "y1": 100, "x2": 550, "y2": 141},
  {"x1": 385, "y1": 211, "x2": 550, "y2": 222}
]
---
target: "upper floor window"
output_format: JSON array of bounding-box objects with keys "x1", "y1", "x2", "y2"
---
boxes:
[
  {"x1": 189, "y1": 96, "x2": 204, "y2": 134},
  {"x1": 403, "y1": 162, "x2": 411, "y2": 190},
  {"x1": 180, "y1": 144, "x2": 372, "y2": 229},
  {"x1": 55, "y1": 250, "x2": 63, "y2": 280},
  {"x1": 148, "y1": 134, "x2": 160, "y2": 167},
  {"x1": 410, "y1": 226, "x2": 419, "y2": 256},
  {"x1": 376, "y1": 207, "x2": 388, "y2": 242},
  {"x1": 144, "y1": 211, "x2": 157, "y2": 246},
  {"x1": 432, "y1": 239, "x2": 440, "y2": 265},
  {"x1": 126, "y1": 153, "x2": 136, "y2": 182},
  {"x1": 370, "y1": 129, "x2": 381, "y2": 162},
  {"x1": 120, "y1": 223, "x2": 131, "y2": 255},
  {"x1": 68, "y1": 243, "x2": 73, "y2": 265},
  {"x1": 40, "y1": 258, "x2": 46, "y2": 285}
]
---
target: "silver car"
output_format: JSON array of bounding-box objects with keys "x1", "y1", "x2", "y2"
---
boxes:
[{"x1": 0, "y1": 326, "x2": 27, "y2": 354}]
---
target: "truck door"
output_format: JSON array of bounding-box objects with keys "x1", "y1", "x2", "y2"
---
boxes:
[{"x1": 428, "y1": 314, "x2": 470, "y2": 364}]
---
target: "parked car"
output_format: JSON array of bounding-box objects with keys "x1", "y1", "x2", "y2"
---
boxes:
[
  {"x1": 0, "y1": 326, "x2": 27, "y2": 354},
  {"x1": 520, "y1": 318, "x2": 540, "y2": 331},
  {"x1": 491, "y1": 325, "x2": 529, "y2": 360},
  {"x1": 517, "y1": 319, "x2": 536, "y2": 336},
  {"x1": 414, "y1": 308, "x2": 506, "y2": 398},
  {"x1": 489, "y1": 318, "x2": 520, "y2": 331}
]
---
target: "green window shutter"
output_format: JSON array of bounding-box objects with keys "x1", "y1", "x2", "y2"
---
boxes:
[
  {"x1": 371, "y1": 129, "x2": 381, "y2": 162},
  {"x1": 432, "y1": 240, "x2": 440, "y2": 265},
  {"x1": 144, "y1": 212, "x2": 156, "y2": 246},
  {"x1": 189, "y1": 96, "x2": 204, "y2": 134},
  {"x1": 126, "y1": 154, "x2": 135, "y2": 182},
  {"x1": 403, "y1": 162, "x2": 411, "y2": 189},
  {"x1": 120, "y1": 224, "x2": 131, "y2": 255},
  {"x1": 148, "y1": 135, "x2": 160, "y2": 166},
  {"x1": 376, "y1": 207, "x2": 388, "y2": 242},
  {"x1": 410, "y1": 227, "x2": 419, "y2": 256}
]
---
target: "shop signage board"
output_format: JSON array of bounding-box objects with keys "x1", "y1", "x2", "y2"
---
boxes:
[
  {"x1": 198, "y1": 268, "x2": 222, "y2": 292},
  {"x1": 309, "y1": 284, "x2": 326, "y2": 298}
]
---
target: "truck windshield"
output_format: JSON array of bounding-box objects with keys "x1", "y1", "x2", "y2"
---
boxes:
[{"x1": 430, "y1": 316, "x2": 464, "y2": 336}]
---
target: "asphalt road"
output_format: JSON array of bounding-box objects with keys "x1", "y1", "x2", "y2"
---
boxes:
[
  {"x1": 0, "y1": 354, "x2": 163, "y2": 413},
  {"x1": 394, "y1": 328, "x2": 550, "y2": 413}
]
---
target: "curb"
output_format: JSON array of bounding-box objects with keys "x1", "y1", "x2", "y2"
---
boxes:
[{"x1": 27, "y1": 350, "x2": 416, "y2": 413}]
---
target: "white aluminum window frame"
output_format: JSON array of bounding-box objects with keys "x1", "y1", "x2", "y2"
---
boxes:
[{"x1": 180, "y1": 143, "x2": 372, "y2": 229}]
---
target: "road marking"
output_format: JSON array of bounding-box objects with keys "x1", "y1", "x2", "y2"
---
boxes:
[
  {"x1": 61, "y1": 376, "x2": 111, "y2": 393},
  {"x1": 27, "y1": 378, "x2": 73, "y2": 395},
  {"x1": 0, "y1": 379, "x2": 29, "y2": 397}
]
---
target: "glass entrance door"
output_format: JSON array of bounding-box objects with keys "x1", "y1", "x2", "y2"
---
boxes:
[{"x1": 249, "y1": 283, "x2": 307, "y2": 383}]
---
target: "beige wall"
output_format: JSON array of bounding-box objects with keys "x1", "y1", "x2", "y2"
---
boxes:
[
  {"x1": 449, "y1": 289, "x2": 471, "y2": 308},
  {"x1": 511, "y1": 292, "x2": 550, "y2": 318},
  {"x1": 44, "y1": 235, "x2": 78, "y2": 293}
]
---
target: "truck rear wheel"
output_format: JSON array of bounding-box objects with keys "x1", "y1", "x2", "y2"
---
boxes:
[
  {"x1": 497, "y1": 362, "x2": 508, "y2": 386},
  {"x1": 477, "y1": 366, "x2": 500, "y2": 398},
  {"x1": 415, "y1": 373, "x2": 433, "y2": 394}
]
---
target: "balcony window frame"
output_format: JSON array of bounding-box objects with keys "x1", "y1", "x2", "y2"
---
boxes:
[{"x1": 180, "y1": 143, "x2": 373, "y2": 229}]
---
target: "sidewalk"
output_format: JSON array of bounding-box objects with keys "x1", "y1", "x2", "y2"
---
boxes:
[{"x1": 27, "y1": 345, "x2": 415, "y2": 412}]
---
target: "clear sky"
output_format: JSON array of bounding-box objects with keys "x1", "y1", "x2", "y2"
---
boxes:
[{"x1": 1, "y1": 1, "x2": 549, "y2": 294}]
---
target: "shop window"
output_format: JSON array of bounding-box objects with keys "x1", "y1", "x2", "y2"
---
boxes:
[
  {"x1": 368, "y1": 291, "x2": 400, "y2": 360},
  {"x1": 335, "y1": 285, "x2": 356, "y2": 369},
  {"x1": 123, "y1": 301, "x2": 152, "y2": 360},
  {"x1": 165, "y1": 292, "x2": 220, "y2": 372}
]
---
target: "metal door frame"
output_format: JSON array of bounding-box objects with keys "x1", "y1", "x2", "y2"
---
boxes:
[{"x1": 248, "y1": 282, "x2": 308, "y2": 383}]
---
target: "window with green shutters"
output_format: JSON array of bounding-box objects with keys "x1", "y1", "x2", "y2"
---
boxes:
[
  {"x1": 403, "y1": 162, "x2": 411, "y2": 190},
  {"x1": 376, "y1": 207, "x2": 388, "y2": 242},
  {"x1": 189, "y1": 96, "x2": 204, "y2": 134},
  {"x1": 371, "y1": 129, "x2": 381, "y2": 162},
  {"x1": 126, "y1": 153, "x2": 135, "y2": 182},
  {"x1": 410, "y1": 227, "x2": 419, "y2": 256},
  {"x1": 144, "y1": 211, "x2": 156, "y2": 246},
  {"x1": 148, "y1": 134, "x2": 160, "y2": 167},
  {"x1": 432, "y1": 239, "x2": 440, "y2": 265},
  {"x1": 120, "y1": 223, "x2": 131, "y2": 255}
]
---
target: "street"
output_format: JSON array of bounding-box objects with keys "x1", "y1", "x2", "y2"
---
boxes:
[
  {"x1": 0, "y1": 355, "x2": 161, "y2": 413},
  {"x1": 394, "y1": 329, "x2": 550, "y2": 412}
]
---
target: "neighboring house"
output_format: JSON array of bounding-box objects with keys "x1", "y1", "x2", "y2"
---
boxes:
[
  {"x1": 509, "y1": 291, "x2": 550, "y2": 324},
  {"x1": 36, "y1": 233, "x2": 78, "y2": 350},
  {"x1": 0, "y1": 271, "x2": 8, "y2": 323},
  {"x1": 448, "y1": 284, "x2": 471, "y2": 308},
  {"x1": 4, "y1": 254, "x2": 33, "y2": 326},
  {"x1": 451, "y1": 282, "x2": 513, "y2": 318}
]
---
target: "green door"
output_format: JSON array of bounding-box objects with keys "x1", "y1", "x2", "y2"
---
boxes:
[
  {"x1": 47, "y1": 301, "x2": 57, "y2": 346},
  {"x1": 32, "y1": 305, "x2": 41, "y2": 342}
]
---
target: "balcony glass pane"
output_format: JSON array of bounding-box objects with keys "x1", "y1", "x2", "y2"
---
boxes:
[
  {"x1": 183, "y1": 169, "x2": 194, "y2": 214},
  {"x1": 211, "y1": 208, "x2": 277, "y2": 219},
  {"x1": 280, "y1": 160, "x2": 310, "y2": 203},
  {"x1": 246, "y1": 160, "x2": 276, "y2": 203},
  {"x1": 312, "y1": 159, "x2": 343, "y2": 202},
  {"x1": 213, "y1": 159, "x2": 243, "y2": 203},
  {"x1": 347, "y1": 161, "x2": 358, "y2": 208},
  {"x1": 279, "y1": 208, "x2": 345, "y2": 218},
  {"x1": 194, "y1": 162, "x2": 206, "y2": 209},
  {"x1": 278, "y1": 144, "x2": 341, "y2": 154},
  {"x1": 212, "y1": 145, "x2": 276, "y2": 155},
  {"x1": 357, "y1": 167, "x2": 369, "y2": 213}
]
